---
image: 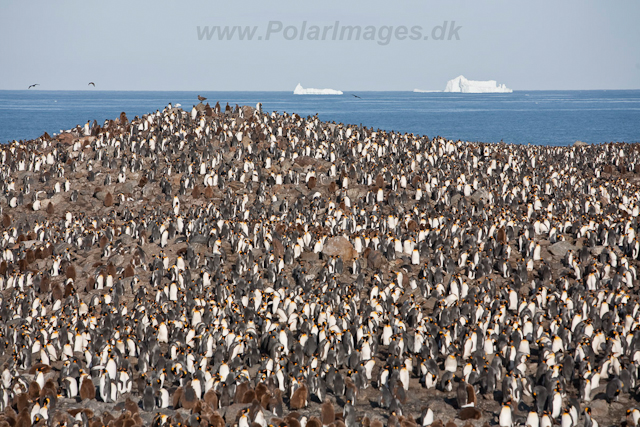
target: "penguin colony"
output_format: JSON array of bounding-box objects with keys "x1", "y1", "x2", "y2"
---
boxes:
[{"x1": 0, "y1": 101, "x2": 640, "y2": 427}]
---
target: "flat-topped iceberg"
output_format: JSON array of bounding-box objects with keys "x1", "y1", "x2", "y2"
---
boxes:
[
  {"x1": 444, "y1": 75, "x2": 512, "y2": 93},
  {"x1": 294, "y1": 83, "x2": 343, "y2": 95}
]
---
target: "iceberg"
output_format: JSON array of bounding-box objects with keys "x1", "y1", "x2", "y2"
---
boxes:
[
  {"x1": 443, "y1": 75, "x2": 512, "y2": 93},
  {"x1": 294, "y1": 83, "x2": 343, "y2": 95}
]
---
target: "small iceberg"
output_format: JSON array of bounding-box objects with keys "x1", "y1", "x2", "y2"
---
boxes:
[
  {"x1": 443, "y1": 75, "x2": 512, "y2": 93},
  {"x1": 294, "y1": 83, "x2": 343, "y2": 95}
]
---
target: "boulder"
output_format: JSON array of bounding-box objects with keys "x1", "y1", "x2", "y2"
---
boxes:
[
  {"x1": 300, "y1": 251, "x2": 319, "y2": 262},
  {"x1": 319, "y1": 174, "x2": 331, "y2": 186},
  {"x1": 94, "y1": 190, "x2": 107, "y2": 201},
  {"x1": 222, "y1": 403, "x2": 251, "y2": 424},
  {"x1": 470, "y1": 189, "x2": 490, "y2": 204},
  {"x1": 78, "y1": 136, "x2": 96, "y2": 148},
  {"x1": 322, "y1": 236, "x2": 356, "y2": 261},
  {"x1": 588, "y1": 400, "x2": 608, "y2": 418},
  {"x1": 241, "y1": 105, "x2": 254, "y2": 118},
  {"x1": 574, "y1": 140, "x2": 588, "y2": 147},
  {"x1": 108, "y1": 254, "x2": 125, "y2": 267},
  {"x1": 346, "y1": 187, "x2": 368, "y2": 202},
  {"x1": 549, "y1": 241, "x2": 576, "y2": 257},
  {"x1": 56, "y1": 132, "x2": 75, "y2": 145},
  {"x1": 121, "y1": 181, "x2": 136, "y2": 195},
  {"x1": 294, "y1": 156, "x2": 319, "y2": 168},
  {"x1": 294, "y1": 156, "x2": 330, "y2": 171}
]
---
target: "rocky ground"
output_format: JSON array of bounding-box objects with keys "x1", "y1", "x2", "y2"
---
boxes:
[{"x1": 0, "y1": 103, "x2": 640, "y2": 427}]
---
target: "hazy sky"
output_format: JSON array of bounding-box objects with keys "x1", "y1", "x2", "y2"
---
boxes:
[{"x1": 1, "y1": 0, "x2": 639, "y2": 91}]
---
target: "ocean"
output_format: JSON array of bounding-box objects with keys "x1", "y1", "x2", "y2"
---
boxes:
[{"x1": 0, "y1": 90, "x2": 639, "y2": 146}]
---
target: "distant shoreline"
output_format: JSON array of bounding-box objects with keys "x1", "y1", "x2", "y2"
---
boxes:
[{"x1": 2, "y1": 89, "x2": 640, "y2": 92}]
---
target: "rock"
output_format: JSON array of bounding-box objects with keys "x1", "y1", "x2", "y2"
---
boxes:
[
  {"x1": 22, "y1": 240, "x2": 39, "y2": 249},
  {"x1": 428, "y1": 397, "x2": 455, "y2": 416},
  {"x1": 78, "y1": 136, "x2": 96, "y2": 148},
  {"x1": 118, "y1": 234, "x2": 135, "y2": 246},
  {"x1": 281, "y1": 159, "x2": 293, "y2": 171},
  {"x1": 346, "y1": 187, "x2": 368, "y2": 202},
  {"x1": 549, "y1": 241, "x2": 576, "y2": 257},
  {"x1": 108, "y1": 254, "x2": 125, "y2": 267},
  {"x1": 294, "y1": 156, "x2": 329, "y2": 170},
  {"x1": 589, "y1": 400, "x2": 609, "y2": 418},
  {"x1": 57, "y1": 132, "x2": 75, "y2": 144},
  {"x1": 228, "y1": 181, "x2": 245, "y2": 192},
  {"x1": 121, "y1": 181, "x2": 136, "y2": 194},
  {"x1": 470, "y1": 189, "x2": 490, "y2": 204},
  {"x1": 574, "y1": 140, "x2": 588, "y2": 147},
  {"x1": 591, "y1": 246, "x2": 607, "y2": 256},
  {"x1": 222, "y1": 403, "x2": 251, "y2": 424},
  {"x1": 318, "y1": 174, "x2": 330, "y2": 186},
  {"x1": 451, "y1": 193, "x2": 462, "y2": 206},
  {"x1": 300, "y1": 251, "x2": 319, "y2": 262},
  {"x1": 54, "y1": 242, "x2": 72, "y2": 254},
  {"x1": 322, "y1": 236, "x2": 356, "y2": 261},
  {"x1": 142, "y1": 185, "x2": 155, "y2": 198},
  {"x1": 47, "y1": 193, "x2": 65, "y2": 205}
]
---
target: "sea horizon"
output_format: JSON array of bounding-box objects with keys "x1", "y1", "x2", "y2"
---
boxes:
[
  {"x1": 2, "y1": 89, "x2": 639, "y2": 146},
  {"x1": 2, "y1": 88, "x2": 640, "y2": 92}
]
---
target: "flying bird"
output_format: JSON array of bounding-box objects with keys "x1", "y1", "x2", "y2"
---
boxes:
[
  {"x1": 351, "y1": 94, "x2": 361, "y2": 99},
  {"x1": 28, "y1": 84, "x2": 39, "y2": 89},
  {"x1": 88, "y1": 82, "x2": 96, "y2": 87},
  {"x1": 197, "y1": 95, "x2": 207, "y2": 102}
]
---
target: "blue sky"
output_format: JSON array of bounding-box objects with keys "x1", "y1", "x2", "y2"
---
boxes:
[{"x1": 1, "y1": 0, "x2": 639, "y2": 91}]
